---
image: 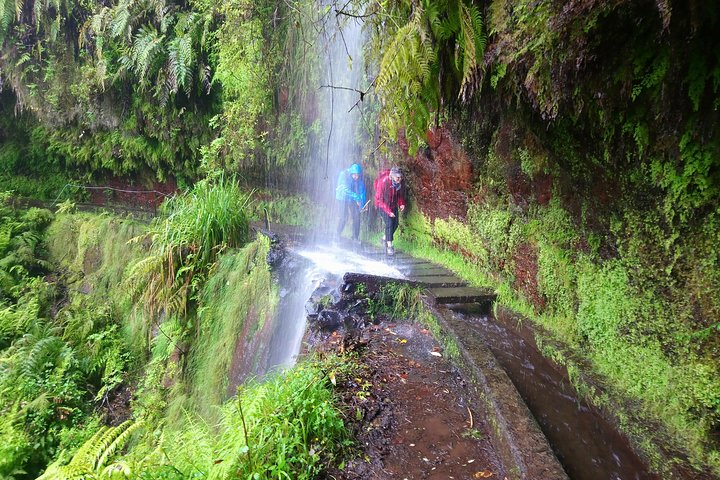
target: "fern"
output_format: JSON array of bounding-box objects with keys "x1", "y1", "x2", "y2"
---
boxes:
[
  {"x1": 37, "y1": 420, "x2": 143, "y2": 480},
  {"x1": 167, "y1": 34, "x2": 193, "y2": 94},
  {"x1": 0, "y1": 0, "x2": 16, "y2": 45},
  {"x1": 32, "y1": 0, "x2": 43, "y2": 33},
  {"x1": 131, "y1": 26, "x2": 166, "y2": 86},
  {"x1": 457, "y1": 0, "x2": 486, "y2": 100},
  {"x1": 374, "y1": 0, "x2": 485, "y2": 152},
  {"x1": 376, "y1": 9, "x2": 437, "y2": 150},
  {"x1": 109, "y1": 5, "x2": 130, "y2": 40},
  {"x1": 83, "y1": 0, "x2": 211, "y2": 103}
]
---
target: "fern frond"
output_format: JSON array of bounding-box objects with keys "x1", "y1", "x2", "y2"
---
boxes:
[
  {"x1": 109, "y1": 6, "x2": 130, "y2": 40},
  {"x1": 20, "y1": 335, "x2": 68, "y2": 381},
  {"x1": 0, "y1": 0, "x2": 15, "y2": 45},
  {"x1": 167, "y1": 34, "x2": 193, "y2": 94},
  {"x1": 96, "y1": 420, "x2": 143, "y2": 468},
  {"x1": 457, "y1": 1, "x2": 485, "y2": 99},
  {"x1": 36, "y1": 422, "x2": 141, "y2": 479},
  {"x1": 130, "y1": 26, "x2": 165, "y2": 85},
  {"x1": 32, "y1": 0, "x2": 43, "y2": 32}
]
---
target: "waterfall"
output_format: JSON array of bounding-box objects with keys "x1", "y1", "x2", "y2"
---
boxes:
[
  {"x1": 241, "y1": 8, "x2": 374, "y2": 379},
  {"x1": 304, "y1": 11, "x2": 368, "y2": 237}
]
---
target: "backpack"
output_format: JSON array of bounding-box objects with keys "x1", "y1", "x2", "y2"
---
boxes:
[{"x1": 373, "y1": 169, "x2": 391, "y2": 206}]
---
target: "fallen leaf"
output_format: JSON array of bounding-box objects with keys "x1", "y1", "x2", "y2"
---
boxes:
[
  {"x1": 399, "y1": 338, "x2": 407, "y2": 344},
  {"x1": 430, "y1": 351, "x2": 442, "y2": 357},
  {"x1": 329, "y1": 373, "x2": 336, "y2": 386},
  {"x1": 473, "y1": 471, "x2": 493, "y2": 478}
]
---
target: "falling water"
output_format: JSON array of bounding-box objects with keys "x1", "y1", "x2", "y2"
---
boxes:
[
  {"x1": 248, "y1": 8, "x2": 373, "y2": 377},
  {"x1": 303, "y1": 10, "x2": 369, "y2": 235},
  {"x1": 263, "y1": 244, "x2": 403, "y2": 373}
]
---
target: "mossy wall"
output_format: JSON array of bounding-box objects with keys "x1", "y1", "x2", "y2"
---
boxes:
[
  {"x1": 390, "y1": 1, "x2": 720, "y2": 475},
  {"x1": 44, "y1": 211, "x2": 277, "y2": 424}
]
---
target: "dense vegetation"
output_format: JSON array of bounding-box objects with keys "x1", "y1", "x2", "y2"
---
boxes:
[
  {"x1": 0, "y1": 183, "x2": 348, "y2": 478},
  {"x1": 1, "y1": 0, "x2": 719, "y2": 478},
  {"x1": 383, "y1": 0, "x2": 720, "y2": 475}
]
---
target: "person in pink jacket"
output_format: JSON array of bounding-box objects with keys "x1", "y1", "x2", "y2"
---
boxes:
[{"x1": 374, "y1": 166, "x2": 406, "y2": 255}]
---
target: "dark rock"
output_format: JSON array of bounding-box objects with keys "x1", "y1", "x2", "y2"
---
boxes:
[
  {"x1": 305, "y1": 300, "x2": 322, "y2": 318},
  {"x1": 343, "y1": 314, "x2": 363, "y2": 330},
  {"x1": 266, "y1": 245, "x2": 286, "y2": 266},
  {"x1": 315, "y1": 309, "x2": 343, "y2": 331},
  {"x1": 347, "y1": 298, "x2": 369, "y2": 314}
]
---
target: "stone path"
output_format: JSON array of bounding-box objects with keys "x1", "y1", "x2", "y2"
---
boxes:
[{"x1": 345, "y1": 240, "x2": 497, "y2": 308}]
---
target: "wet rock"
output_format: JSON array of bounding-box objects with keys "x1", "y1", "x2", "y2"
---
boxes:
[
  {"x1": 265, "y1": 245, "x2": 286, "y2": 266},
  {"x1": 306, "y1": 281, "x2": 342, "y2": 319},
  {"x1": 305, "y1": 299, "x2": 321, "y2": 318},
  {"x1": 347, "y1": 298, "x2": 369, "y2": 315},
  {"x1": 315, "y1": 309, "x2": 343, "y2": 331},
  {"x1": 343, "y1": 314, "x2": 364, "y2": 330}
]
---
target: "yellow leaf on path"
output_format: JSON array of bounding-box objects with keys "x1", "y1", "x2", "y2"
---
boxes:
[
  {"x1": 473, "y1": 471, "x2": 493, "y2": 478},
  {"x1": 399, "y1": 338, "x2": 407, "y2": 343}
]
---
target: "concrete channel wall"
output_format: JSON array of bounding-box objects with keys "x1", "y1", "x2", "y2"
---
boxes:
[{"x1": 424, "y1": 301, "x2": 569, "y2": 480}]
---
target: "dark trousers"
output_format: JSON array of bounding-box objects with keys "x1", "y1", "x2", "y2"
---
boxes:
[
  {"x1": 337, "y1": 200, "x2": 360, "y2": 239},
  {"x1": 381, "y1": 208, "x2": 399, "y2": 242}
]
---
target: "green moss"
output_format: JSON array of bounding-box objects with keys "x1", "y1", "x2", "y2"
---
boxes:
[
  {"x1": 247, "y1": 190, "x2": 316, "y2": 226},
  {"x1": 188, "y1": 236, "x2": 278, "y2": 416},
  {"x1": 45, "y1": 212, "x2": 150, "y2": 357},
  {"x1": 394, "y1": 202, "x2": 720, "y2": 475}
]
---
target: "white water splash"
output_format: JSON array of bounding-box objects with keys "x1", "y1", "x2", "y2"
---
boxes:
[{"x1": 296, "y1": 244, "x2": 405, "y2": 278}]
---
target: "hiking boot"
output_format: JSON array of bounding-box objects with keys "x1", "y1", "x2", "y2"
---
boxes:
[{"x1": 386, "y1": 245, "x2": 395, "y2": 256}]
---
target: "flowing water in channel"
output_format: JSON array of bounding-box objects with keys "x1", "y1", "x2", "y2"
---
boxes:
[{"x1": 450, "y1": 304, "x2": 660, "y2": 480}]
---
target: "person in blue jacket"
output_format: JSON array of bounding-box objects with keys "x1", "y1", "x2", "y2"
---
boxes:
[{"x1": 335, "y1": 163, "x2": 366, "y2": 241}]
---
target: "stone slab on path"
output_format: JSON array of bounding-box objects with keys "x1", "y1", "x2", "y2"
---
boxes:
[
  {"x1": 427, "y1": 286, "x2": 497, "y2": 305},
  {"x1": 342, "y1": 272, "x2": 466, "y2": 289},
  {"x1": 408, "y1": 276, "x2": 468, "y2": 287}
]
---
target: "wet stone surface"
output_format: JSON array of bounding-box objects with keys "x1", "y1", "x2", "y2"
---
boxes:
[
  {"x1": 305, "y1": 278, "x2": 505, "y2": 480},
  {"x1": 321, "y1": 322, "x2": 504, "y2": 480}
]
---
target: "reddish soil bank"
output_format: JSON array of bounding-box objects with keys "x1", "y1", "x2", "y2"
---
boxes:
[
  {"x1": 86, "y1": 177, "x2": 178, "y2": 211},
  {"x1": 405, "y1": 127, "x2": 473, "y2": 221},
  {"x1": 320, "y1": 322, "x2": 505, "y2": 479}
]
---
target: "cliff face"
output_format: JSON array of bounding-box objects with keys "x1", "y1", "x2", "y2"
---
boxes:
[{"x1": 395, "y1": 1, "x2": 720, "y2": 475}]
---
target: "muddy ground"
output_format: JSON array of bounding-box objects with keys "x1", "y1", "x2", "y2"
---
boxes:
[{"x1": 305, "y1": 289, "x2": 506, "y2": 480}]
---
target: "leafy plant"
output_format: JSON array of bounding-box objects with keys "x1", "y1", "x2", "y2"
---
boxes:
[
  {"x1": 97, "y1": 357, "x2": 350, "y2": 479},
  {"x1": 373, "y1": 0, "x2": 486, "y2": 153},
  {"x1": 37, "y1": 420, "x2": 143, "y2": 480},
  {"x1": 126, "y1": 176, "x2": 252, "y2": 317}
]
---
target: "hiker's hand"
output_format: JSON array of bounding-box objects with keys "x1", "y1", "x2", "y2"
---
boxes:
[
  {"x1": 388, "y1": 212, "x2": 395, "y2": 218},
  {"x1": 399, "y1": 205, "x2": 405, "y2": 212},
  {"x1": 357, "y1": 201, "x2": 362, "y2": 207}
]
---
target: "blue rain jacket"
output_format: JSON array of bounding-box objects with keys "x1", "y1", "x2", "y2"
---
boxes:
[{"x1": 335, "y1": 165, "x2": 367, "y2": 204}]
